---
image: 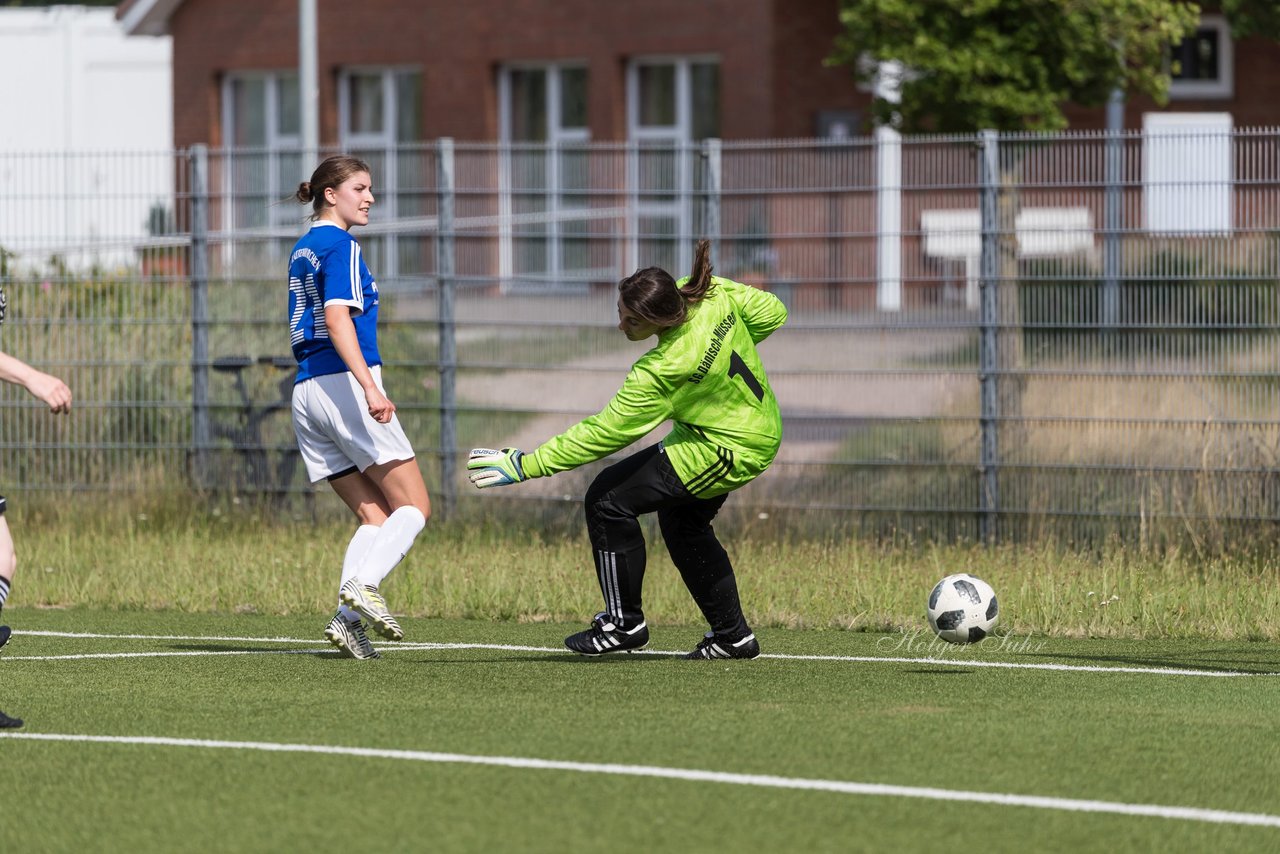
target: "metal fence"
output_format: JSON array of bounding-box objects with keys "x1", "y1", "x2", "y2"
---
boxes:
[{"x1": 1, "y1": 129, "x2": 1278, "y2": 544}]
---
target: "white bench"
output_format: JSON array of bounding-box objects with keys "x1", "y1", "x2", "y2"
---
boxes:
[{"x1": 920, "y1": 207, "x2": 1096, "y2": 308}]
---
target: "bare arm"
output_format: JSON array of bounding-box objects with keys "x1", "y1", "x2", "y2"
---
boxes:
[
  {"x1": 323, "y1": 304, "x2": 394, "y2": 423},
  {"x1": 0, "y1": 351, "x2": 71, "y2": 414}
]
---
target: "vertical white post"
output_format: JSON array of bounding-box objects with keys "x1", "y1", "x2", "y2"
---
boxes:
[
  {"x1": 702, "y1": 138, "x2": 722, "y2": 263},
  {"x1": 299, "y1": 0, "x2": 319, "y2": 169},
  {"x1": 875, "y1": 125, "x2": 902, "y2": 311},
  {"x1": 875, "y1": 62, "x2": 903, "y2": 312}
]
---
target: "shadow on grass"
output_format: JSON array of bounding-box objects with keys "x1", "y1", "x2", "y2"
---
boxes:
[
  {"x1": 418, "y1": 652, "x2": 679, "y2": 665},
  {"x1": 1015, "y1": 649, "x2": 1280, "y2": 675},
  {"x1": 168, "y1": 643, "x2": 335, "y2": 659},
  {"x1": 903, "y1": 668, "x2": 974, "y2": 675}
]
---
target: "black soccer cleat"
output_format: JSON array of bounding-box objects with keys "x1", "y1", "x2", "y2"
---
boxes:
[
  {"x1": 0, "y1": 709, "x2": 22, "y2": 729},
  {"x1": 685, "y1": 631, "x2": 761, "y2": 660},
  {"x1": 565, "y1": 612, "x2": 650, "y2": 656},
  {"x1": 0, "y1": 625, "x2": 10, "y2": 651}
]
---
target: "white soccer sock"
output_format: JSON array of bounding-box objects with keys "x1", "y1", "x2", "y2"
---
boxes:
[
  {"x1": 355, "y1": 506, "x2": 426, "y2": 590},
  {"x1": 338, "y1": 525, "x2": 380, "y2": 621}
]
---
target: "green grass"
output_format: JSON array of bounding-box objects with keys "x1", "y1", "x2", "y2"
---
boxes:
[
  {"x1": 2, "y1": 610, "x2": 1278, "y2": 853},
  {"x1": 14, "y1": 497, "x2": 1280, "y2": 640}
]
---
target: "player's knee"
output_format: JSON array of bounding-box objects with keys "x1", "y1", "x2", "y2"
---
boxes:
[
  {"x1": 391, "y1": 504, "x2": 427, "y2": 536},
  {"x1": 355, "y1": 504, "x2": 390, "y2": 526},
  {"x1": 583, "y1": 479, "x2": 608, "y2": 512},
  {"x1": 583, "y1": 489, "x2": 605, "y2": 527},
  {"x1": 584, "y1": 492, "x2": 634, "y2": 530}
]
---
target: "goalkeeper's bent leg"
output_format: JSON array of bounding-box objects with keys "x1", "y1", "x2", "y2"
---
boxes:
[
  {"x1": 583, "y1": 445, "x2": 680, "y2": 629},
  {"x1": 659, "y1": 497, "x2": 751, "y2": 641}
]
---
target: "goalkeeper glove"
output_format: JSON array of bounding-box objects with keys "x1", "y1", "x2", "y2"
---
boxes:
[{"x1": 467, "y1": 447, "x2": 527, "y2": 489}]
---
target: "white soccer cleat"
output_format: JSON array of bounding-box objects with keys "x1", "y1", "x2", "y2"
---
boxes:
[
  {"x1": 338, "y1": 579, "x2": 404, "y2": 641},
  {"x1": 324, "y1": 613, "x2": 380, "y2": 660}
]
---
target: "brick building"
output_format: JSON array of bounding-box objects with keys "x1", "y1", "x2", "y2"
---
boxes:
[
  {"x1": 118, "y1": 0, "x2": 872, "y2": 149},
  {"x1": 118, "y1": 0, "x2": 1278, "y2": 148},
  {"x1": 115, "y1": 0, "x2": 1280, "y2": 307}
]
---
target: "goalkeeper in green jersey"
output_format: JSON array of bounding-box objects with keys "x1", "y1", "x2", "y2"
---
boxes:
[{"x1": 468, "y1": 239, "x2": 786, "y2": 660}]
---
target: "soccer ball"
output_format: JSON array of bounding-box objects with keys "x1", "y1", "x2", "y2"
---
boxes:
[{"x1": 926, "y1": 573, "x2": 999, "y2": 644}]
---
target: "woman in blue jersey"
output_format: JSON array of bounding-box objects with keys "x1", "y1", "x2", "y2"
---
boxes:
[
  {"x1": 468, "y1": 240, "x2": 787, "y2": 660},
  {"x1": 0, "y1": 313, "x2": 73, "y2": 728},
  {"x1": 289, "y1": 155, "x2": 430, "y2": 660}
]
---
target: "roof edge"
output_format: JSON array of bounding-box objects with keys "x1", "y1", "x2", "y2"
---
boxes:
[{"x1": 117, "y1": 0, "x2": 184, "y2": 36}]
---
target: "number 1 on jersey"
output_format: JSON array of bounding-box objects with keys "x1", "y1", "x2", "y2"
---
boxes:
[{"x1": 728, "y1": 350, "x2": 764, "y2": 402}]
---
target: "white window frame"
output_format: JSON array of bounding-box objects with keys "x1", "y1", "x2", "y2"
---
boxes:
[
  {"x1": 1168, "y1": 14, "x2": 1234, "y2": 100},
  {"x1": 338, "y1": 67, "x2": 424, "y2": 204},
  {"x1": 219, "y1": 71, "x2": 302, "y2": 246},
  {"x1": 338, "y1": 66, "x2": 423, "y2": 150},
  {"x1": 498, "y1": 63, "x2": 589, "y2": 145},
  {"x1": 497, "y1": 63, "x2": 592, "y2": 292},
  {"x1": 222, "y1": 71, "x2": 301, "y2": 148},
  {"x1": 337, "y1": 66, "x2": 423, "y2": 277},
  {"x1": 625, "y1": 55, "x2": 718, "y2": 274}
]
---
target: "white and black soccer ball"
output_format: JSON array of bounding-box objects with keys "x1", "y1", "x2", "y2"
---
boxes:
[{"x1": 926, "y1": 573, "x2": 999, "y2": 644}]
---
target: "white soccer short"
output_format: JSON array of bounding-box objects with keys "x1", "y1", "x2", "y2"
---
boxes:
[{"x1": 291, "y1": 365, "x2": 416, "y2": 482}]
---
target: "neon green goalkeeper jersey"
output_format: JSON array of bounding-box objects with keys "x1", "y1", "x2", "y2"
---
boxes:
[{"x1": 522, "y1": 277, "x2": 787, "y2": 498}]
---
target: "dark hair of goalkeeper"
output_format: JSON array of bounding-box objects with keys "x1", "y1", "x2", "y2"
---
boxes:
[{"x1": 618, "y1": 239, "x2": 717, "y2": 329}]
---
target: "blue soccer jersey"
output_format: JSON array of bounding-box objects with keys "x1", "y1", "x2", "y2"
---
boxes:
[{"x1": 288, "y1": 222, "x2": 381, "y2": 382}]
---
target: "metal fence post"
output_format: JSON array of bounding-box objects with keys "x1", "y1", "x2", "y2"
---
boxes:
[
  {"x1": 190, "y1": 144, "x2": 211, "y2": 488},
  {"x1": 436, "y1": 138, "x2": 457, "y2": 519},
  {"x1": 1102, "y1": 92, "x2": 1124, "y2": 331},
  {"x1": 701, "y1": 138, "x2": 721, "y2": 258},
  {"x1": 977, "y1": 130, "x2": 1000, "y2": 543}
]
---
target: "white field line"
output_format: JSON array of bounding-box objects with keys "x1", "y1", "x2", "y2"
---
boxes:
[
  {"x1": 0, "y1": 649, "x2": 333, "y2": 661},
  {"x1": 20, "y1": 630, "x2": 326, "y2": 643},
  {"x1": 1, "y1": 732, "x2": 1278, "y2": 830},
  {"x1": 4, "y1": 630, "x2": 1278, "y2": 676}
]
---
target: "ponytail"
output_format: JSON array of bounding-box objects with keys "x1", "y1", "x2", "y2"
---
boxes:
[
  {"x1": 679, "y1": 239, "x2": 716, "y2": 302},
  {"x1": 618, "y1": 239, "x2": 717, "y2": 329}
]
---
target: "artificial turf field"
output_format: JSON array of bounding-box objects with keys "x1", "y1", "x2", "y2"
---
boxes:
[{"x1": 1, "y1": 609, "x2": 1278, "y2": 853}]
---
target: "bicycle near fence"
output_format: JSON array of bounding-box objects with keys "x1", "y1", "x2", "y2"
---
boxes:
[{"x1": 195, "y1": 354, "x2": 305, "y2": 503}]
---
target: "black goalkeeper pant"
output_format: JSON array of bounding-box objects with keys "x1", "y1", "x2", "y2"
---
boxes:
[{"x1": 583, "y1": 443, "x2": 751, "y2": 640}]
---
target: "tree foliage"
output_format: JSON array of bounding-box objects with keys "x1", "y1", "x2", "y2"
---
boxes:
[
  {"x1": 1220, "y1": 0, "x2": 1280, "y2": 39},
  {"x1": 830, "y1": 0, "x2": 1202, "y2": 132}
]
